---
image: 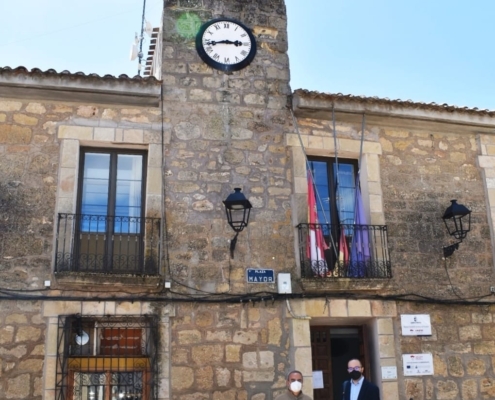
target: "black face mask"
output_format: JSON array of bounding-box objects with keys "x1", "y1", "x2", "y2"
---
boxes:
[{"x1": 349, "y1": 370, "x2": 362, "y2": 380}]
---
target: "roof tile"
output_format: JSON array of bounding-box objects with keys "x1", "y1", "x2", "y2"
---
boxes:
[
  {"x1": 293, "y1": 89, "x2": 495, "y2": 117},
  {"x1": 0, "y1": 66, "x2": 161, "y2": 85}
]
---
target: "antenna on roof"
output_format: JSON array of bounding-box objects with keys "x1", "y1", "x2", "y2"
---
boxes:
[
  {"x1": 137, "y1": 0, "x2": 147, "y2": 76},
  {"x1": 130, "y1": 0, "x2": 157, "y2": 75},
  {"x1": 130, "y1": 33, "x2": 139, "y2": 61},
  {"x1": 145, "y1": 19, "x2": 153, "y2": 37}
]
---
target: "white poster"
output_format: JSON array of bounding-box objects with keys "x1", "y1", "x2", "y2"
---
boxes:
[
  {"x1": 401, "y1": 314, "x2": 432, "y2": 336},
  {"x1": 403, "y1": 353, "x2": 434, "y2": 376},
  {"x1": 312, "y1": 370, "x2": 324, "y2": 389},
  {"x1": 381, "y1": 366, "x2": 397, "y2": 380}
]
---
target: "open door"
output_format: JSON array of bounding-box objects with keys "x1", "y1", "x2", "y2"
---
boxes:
[{"x1": 310, "y1": 326, "x2": 369, "y2": 400}]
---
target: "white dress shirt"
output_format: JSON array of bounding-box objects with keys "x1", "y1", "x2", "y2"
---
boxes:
[{"x1": 350, "y1": 376, "x2": 365, "y2": 400}]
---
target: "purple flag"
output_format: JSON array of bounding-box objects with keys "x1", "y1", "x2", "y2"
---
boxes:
[{"x1": 349, "y1": 185, "x2": 370, "y2": 277}]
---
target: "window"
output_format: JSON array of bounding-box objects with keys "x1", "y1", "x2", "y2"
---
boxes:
[
  {"x1": 55, "y1": 149, "x2": 160, "y2": 275},
  {"x1": 308, "y1": 157, "x2": 358, "y2": 231},
  {"x1": 56, "y1": 315, "x2": 159, "y2": 400},
  {"x1": 298, "y1": 157, "x2": 391, "y2": 278},
  {"x1": 79, "y1": 149, "x2": 145, "y2": 233}
]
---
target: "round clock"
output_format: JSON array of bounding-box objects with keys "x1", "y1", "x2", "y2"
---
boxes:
[{"x1": 195, "y1": 18, "x2": 257, "y2": 72}]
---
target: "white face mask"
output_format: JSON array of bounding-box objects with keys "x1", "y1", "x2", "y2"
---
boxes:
[{"x1": 290, "y1": 381, "x2": 302, "y2": 393}]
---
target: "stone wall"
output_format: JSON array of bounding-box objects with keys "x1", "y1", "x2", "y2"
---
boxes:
[
  {"x1": 2, "y1": 1, "x2": 495, "y2": 400},
  {"x1": 0, "y1": 301, "x2": 45, "y2": 400},
  {"x1": 0, "y1": 97, "x2": 162, "y2": 398},
  {"x1": 171, "y1": 302, "x2": 290, "y2": 400},
  {"x1": 0, "y1": 98, "x2": 161, "y2": 290},
  {"x1": 290, "y1": 112, "x2": 493, "y2": 297},
  {"x1": 380, "y1": 121, "x2": 492, "y2": 298},
  {"x1": 288, "y1": 108, "x2": 495, "y2": 399},
  {"x1": 161, "y1": 0, "x2": 295, "y2": 293},
  {"x1": 398, "y1": 302, "x2": 495, "y2": 400}
]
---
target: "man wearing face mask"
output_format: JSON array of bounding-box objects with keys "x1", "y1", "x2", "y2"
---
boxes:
[
  {"x1": 342, "y1": 359, "x2": 380, "y2": 400},
  {"x1": 275, "y1": 370, "x2": 312, "y2": 400}
]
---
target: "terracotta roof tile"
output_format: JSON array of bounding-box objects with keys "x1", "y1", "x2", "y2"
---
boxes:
[
  {"x1": 293, "y1": 89, "x2": 495, "y2": 117},
  {"x1": 0, "y1": 66, "x2": 161, "y2": 85}
]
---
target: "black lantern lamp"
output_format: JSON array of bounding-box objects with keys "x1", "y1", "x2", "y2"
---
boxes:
[
  {"x1": 223, "y1": 188, "x2": 252, "y2": 258},
  {"x1": 442, "y1": 199, "x2": 471, "y2": 258}
]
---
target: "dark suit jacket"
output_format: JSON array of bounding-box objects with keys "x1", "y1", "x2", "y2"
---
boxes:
[{"x1": 342, "y1": 378, "x2": 380, "y2": 400}]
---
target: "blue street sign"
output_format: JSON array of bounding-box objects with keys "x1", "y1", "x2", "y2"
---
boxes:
[{"x1": 246, "y1": 268, "x2": 275, "y2": 283}]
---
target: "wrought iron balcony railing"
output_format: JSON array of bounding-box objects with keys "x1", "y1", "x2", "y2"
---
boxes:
[
  {"x1": 297, "y1": 223, "x2": 391, "y2": 279},
  {"x1": 55, "y1": 214, "x2": 161, "y2": 275}
]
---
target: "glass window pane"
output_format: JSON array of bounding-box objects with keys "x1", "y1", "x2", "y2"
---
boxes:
[
  {"x1": 309, "y1": 161, "x2": 331, "y2": 225},
  {"x1": 116, "y1": 182, "x2": 142, "y2": 211},
  {"x1": 114, "y1": 155, "x2": 143, "y2": 233},
  {"x1": 73, "y1": 373, "x2": 106, "y2": 400},
  {"x1": 334, "y1": 162, "x2": 356, "y2": 225},
  {"x1": 116, "y1": 154, "x2": 143, "y2": 181},
  {"x1": 81, "y1": 153, "x2": 110, "y2": 232},
  {"x1": 110, "y1": 372, "x2": 143, "y2": 400}
]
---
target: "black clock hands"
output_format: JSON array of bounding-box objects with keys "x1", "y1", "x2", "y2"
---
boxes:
[{"x1": 206, "y1": 39, "x2": 243, "y2": 47}]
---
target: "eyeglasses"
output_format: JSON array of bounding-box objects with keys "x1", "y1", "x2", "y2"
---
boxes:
[{"x1": 347, "y1": 366, "x2": 362, "y2": 372}]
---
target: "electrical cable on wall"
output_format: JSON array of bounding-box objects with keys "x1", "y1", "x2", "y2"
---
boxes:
[
  {"x1": 0, "y1": 286, "x2": 494, "y2": 306},
  {"x1": 286, "y1": 299, "x2": 311, "y2": 320}
]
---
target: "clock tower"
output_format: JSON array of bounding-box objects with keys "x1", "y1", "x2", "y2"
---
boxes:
[{"x1": 160, "y1": 0, "x2": 295, "y2": 290}]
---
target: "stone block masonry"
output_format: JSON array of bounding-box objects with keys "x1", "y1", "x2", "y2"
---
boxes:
[
  {"x1": 0, "y1": 301, "x2": 45, "y2": 399},
  {"x1": 0, "y1": 99, "x2": 161, "y2": 290},
  {"x1": 171, "y1": 302, "x2": 290, "y2": 399},
  {"x1": 160, "y1": 0, "x2": 296, "y2": 294}
]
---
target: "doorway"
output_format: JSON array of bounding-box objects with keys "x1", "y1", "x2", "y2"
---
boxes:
[{"x1": 311, "y1": 325, "x2": 369, "y2": 400}]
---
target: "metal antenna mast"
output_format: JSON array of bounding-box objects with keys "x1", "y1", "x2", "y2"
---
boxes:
[{"x1": 138, "y1": 0, "x2": 147, "y2": 76}]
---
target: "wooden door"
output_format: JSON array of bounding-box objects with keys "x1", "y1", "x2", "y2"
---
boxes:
[
  {"x1": 311, "y1": 327, "x2": 332, "y2": 400},
  {"x1": 311, "y1": 325, "x2": 369, "y2": 400}
]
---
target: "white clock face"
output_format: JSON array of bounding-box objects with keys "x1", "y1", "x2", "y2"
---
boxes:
[
  {"x1": 202, "y1": 21, "x2": 252, "y2": 65},
  {"x1": 197, "y1": 19, "x2": 256, "y2": 71}
]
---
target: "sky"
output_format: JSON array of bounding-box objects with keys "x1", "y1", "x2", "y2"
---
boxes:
[{"x1": 1, "y1": 0, "x2": 494, "y2": 110}]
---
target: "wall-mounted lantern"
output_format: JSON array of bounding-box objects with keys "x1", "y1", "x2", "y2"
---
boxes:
[
  {"x1": 442, "y1": 199, "x2": 471, "y2": 258},
  {"x1": 223, "y1": 188, "x2": 252, "y2": 258}
]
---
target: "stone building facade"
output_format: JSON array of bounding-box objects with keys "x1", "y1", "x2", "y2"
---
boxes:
[{"x1": 1, "y1": 1, "x2": 495, "y2": 400}]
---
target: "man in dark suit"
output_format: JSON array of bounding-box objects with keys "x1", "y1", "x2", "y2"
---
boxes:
[{"x1": 342, "y1": 359, "x2": 380, "y2": 400}]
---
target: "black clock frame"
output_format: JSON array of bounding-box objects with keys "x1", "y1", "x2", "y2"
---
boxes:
[{"x1": 195, "y1": 17, "x2": 257, "y2": 72}]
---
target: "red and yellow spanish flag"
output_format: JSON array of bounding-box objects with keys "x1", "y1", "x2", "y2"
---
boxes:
[{"x1": 307, "y1": 171, "x2": 329, "y2": 276}]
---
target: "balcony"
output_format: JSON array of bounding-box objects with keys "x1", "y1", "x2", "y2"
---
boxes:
[
  {"x1": 297, "y1": 223, "x2": 391, "y2": 279},
  {"x1": 55, "y1": 214, "x2": 160, "y2": 275}
]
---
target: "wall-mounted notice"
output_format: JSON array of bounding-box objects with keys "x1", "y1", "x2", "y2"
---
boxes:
[
  {"x1": 312, "y1": 370, "x2": 324, "y2": 389},
  {"x1": 401, "y1": 314, "x2": 432, "y2": 336},
  {"x1": 403, "y1": 353, "x2": 434, "y2": 376},
  {"x1": 381, "y1": 366, "x2": 397, "y2": 380}
]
